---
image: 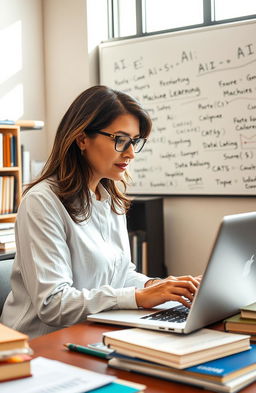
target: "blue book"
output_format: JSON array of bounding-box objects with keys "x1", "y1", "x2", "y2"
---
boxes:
[
  {"x1": 186, "y1": 344, "x2": 256, "y2": 381},
  {"x1": 109, "y1": 345, "x2": 256, "y2": 383}
]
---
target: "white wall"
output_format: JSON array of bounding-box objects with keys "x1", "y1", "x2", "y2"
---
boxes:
[
  {"x1": 0, "y1": 0, "x2": 47, "y2": 161},
  {"x1": 43, "y1": 0, "x2": 91, "y2": 152}
]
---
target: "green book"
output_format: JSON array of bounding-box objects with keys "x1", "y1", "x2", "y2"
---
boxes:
[
  {"x1": 224, "y1": 313, "x2": 256, "y2": 335},
  {"x1": 241, "y1": 302, "x2": 256, "y2": 320}
]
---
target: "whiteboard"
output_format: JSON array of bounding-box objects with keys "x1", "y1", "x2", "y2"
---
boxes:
[{"x1": 100, "y1": 20, "x2": 256, "y2": 195}]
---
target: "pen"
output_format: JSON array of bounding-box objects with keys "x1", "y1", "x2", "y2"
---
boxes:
[{"x1": 64, "y1": 343, "x2": 112, "y2": 359}]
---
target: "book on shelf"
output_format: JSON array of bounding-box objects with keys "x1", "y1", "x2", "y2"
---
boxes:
[
  {"x1": 0, "y1": 354, "x2": 32, "y2": 382},
  {"x1": 241, "y1": 302, "x2": 256, "y2": 320},
  {"x1": 103, "y1": 328, "x2": 251, "y2": 369},
  {"x1": 0, "y1": 222, "x2": 15, "y2": 230},
  {"x1": 0, "y1": 175, "x2": 16, "y2": 215},
  {"x1": 0, "y1": 119, "x2": 44, "y2": 130},
  {"x1": 10, "y1": 134, "x2": 17, "y2": 166},
  {"x1": 0, "y1": 222, "x2": 15, "y2": 231},
  {"x1": 109, "y1": 345, "x2": 256, "y2": 393},
  {"x1": 0, "y1": 234, "x2": 15, "y2": 243},
  {"x1": 0, "y1": 228, "x2": 15, "y2": 236},
  {"x1": 0, "y1": 132, "x2": 3, "y2": 167},
  {"x1": 0, "y1": 241, "x2": 16, "y2": 250},
  {"x1": 224, "y1": 313, "x2": 256, "y2": 335},
  {"x1": 3, "y1": 133, "x2": 12, "y2": 167}
]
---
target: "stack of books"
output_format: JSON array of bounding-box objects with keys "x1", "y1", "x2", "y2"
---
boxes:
[
  {"x1": 103, "y1": 327, "x2": 256, "y2": 392},
  {"x1": 0, "y1": 323, "x2": 33, "y2": 382},
  {"x1": 0, "y1": 223, "x2": 15, "y2": 250},
  {"x1": 225, "y1": 302, "x2": 256, "y2": 342},
  {"x1": 0, "y1": 356, "x2": 146, "y2": 392}
]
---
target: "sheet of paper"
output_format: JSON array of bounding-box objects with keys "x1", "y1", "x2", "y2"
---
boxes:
[{"x1": 0, "y1": 356, "x2": 115, "y2": 393}]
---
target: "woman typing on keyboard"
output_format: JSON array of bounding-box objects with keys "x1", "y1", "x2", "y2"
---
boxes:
[{"x1": 1, "y1": 86, "x2": 201, "y2": 338}]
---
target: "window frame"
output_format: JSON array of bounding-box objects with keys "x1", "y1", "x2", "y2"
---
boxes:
[{"x1": 107, "y1": 0, "x2": 256, "y2": 41}]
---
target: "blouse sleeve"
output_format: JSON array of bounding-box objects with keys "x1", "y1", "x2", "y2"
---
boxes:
[{"x1": 15, "y1": 190, "x2": 138, "y2": 328}]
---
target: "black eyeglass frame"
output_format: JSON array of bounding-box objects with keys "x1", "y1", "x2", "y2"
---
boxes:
[{"x1": 92, "y1": 130, "x2": 147, "y2": 153}]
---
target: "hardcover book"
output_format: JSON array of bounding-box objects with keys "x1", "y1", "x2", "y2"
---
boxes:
[
  {"x1": 241, "y1": 302, "x2": 256, "y2": 320},
  {"x1": 109, "y1": 346, "x2": 256, "y2": 393},
  {"x1": 0, "y1": 354, "x2": 32, "y2": 382},
  {"x1": 103, "y1": 328, "x2": 250, "y2": 369},
  {"x1": 0, "y1": 324, "x2": 29, "y2": 351},
  {"x1": 224, "y1": 314, "x2": 256, "y2": 335}
]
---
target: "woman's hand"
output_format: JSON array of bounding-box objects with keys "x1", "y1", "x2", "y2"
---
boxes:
[{"x1": 136, "y1": 275, "x2": 201, "y2": 309}]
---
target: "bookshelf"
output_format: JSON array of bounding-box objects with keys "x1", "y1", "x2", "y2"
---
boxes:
[
  {"x1": 0, "y1": 125, "x2": 22, "y2": 223},
  {"x1": 126, "y1": 197, "x2": 167, "y2": 277}
]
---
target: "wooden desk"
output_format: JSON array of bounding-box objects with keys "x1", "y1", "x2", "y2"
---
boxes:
[{"x1": 30, "y1": 321, "x2": 255, "y2": 393}]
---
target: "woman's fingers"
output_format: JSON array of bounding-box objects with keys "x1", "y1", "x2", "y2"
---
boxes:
[{"x1": 136, "y1": 278, "x2": 199, "y2": 308}]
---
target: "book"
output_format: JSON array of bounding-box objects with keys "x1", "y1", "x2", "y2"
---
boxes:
[
  {"x1": 0, "y1": 120, "x2": 44, "y2": 130},
  {"x1": 0, "y1": 120, "x2": 15, "y2": 125},
  {"x1": 0, "y1": 324, "x2": 29, "y2": 351},
  {"x1": 15, "y1": 120, "x2": 44, "y2": 129},
  {"x1": 0, "y1": 228, "x2": 15, "y2": 236},
  {"x1": 0, "y1": 241, "x2": 16, "y2": 250},
  {"x1": 91, "y1": 379, "x2": 145, "y2": 392},
  {"x1": 0, "y1": 223, "x2": 15, "y2": 230},
  {"x1": 0, "y1": 347, "x2": 33, "y2": 360},
  {"x1": 225, "y1": 314, "x2": 256, "y2": 335},
  {"x1": 10, "y1": 134, "x2": 17, "y2": 166},
  {"x1": 0, "y1": 132, "x2": 3, "y2": 167},
  {"x1": 109, "y1": 344, "x2": 256, "y2": 382},
  {"x1": 241, "y1": 302, "x2": 256, "y2": 320},
  {"x1": 0, "y1": 356, "x2": 116, "y2": 392},
  {"x1": 0, "y1": 354, "x2": 32, "y2": 382},
  {"x1": 3, "y1": 133, "x2": 12, "y2": 167},
  {"x1": 108, "y1": 349, "x2": 256, "y2": 393},
  {"x1": 0, "y1": 234, "x2": 15, "y2": 243},
  {"x1": 103, "y1": 328, "x2": 251, "y2": 369}
]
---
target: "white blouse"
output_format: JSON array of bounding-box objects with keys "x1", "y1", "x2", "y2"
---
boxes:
[{"x1": 1, "y1": 180, "x2": 149, "y2": 338}]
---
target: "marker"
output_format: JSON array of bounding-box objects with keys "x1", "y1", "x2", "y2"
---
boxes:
[{"x1": 64, "y1": 343, "x2": 113, "y2": 359}]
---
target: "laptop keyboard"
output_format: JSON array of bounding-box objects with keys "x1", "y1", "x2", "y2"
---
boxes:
[{"x1": 140, "y1": 304, "x2": 189, "y2": 323}]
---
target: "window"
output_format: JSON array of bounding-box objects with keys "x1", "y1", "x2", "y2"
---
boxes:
[
  {"x1": 144, "y1": 0, "x2": 203, "y2": 33},
  {"x1": 108, "y1": 0, "x2": 256, "y2": 39},
  {"x1": 213, "y1": 0, "x2": 256, "y2": 21}
]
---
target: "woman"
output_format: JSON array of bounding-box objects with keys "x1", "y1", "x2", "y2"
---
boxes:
[{"x1": 1, "y1": 86, "x2": 200, "y2": 338}]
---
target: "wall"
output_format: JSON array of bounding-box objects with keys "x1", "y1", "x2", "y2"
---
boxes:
[
  {"x1": 164, "y1": 196, "x2": 256, "y2": 276},
  {"x1": 0, "y1": 0, "x2": 47, "y2": 161},
  {"x1": 43, "y1": 0, "x2": 91, "y2": 152}
]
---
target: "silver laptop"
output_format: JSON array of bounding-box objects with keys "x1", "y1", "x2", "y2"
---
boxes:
[{"x1": 88, "y1": 211, "x2": 256, "y2": 334}]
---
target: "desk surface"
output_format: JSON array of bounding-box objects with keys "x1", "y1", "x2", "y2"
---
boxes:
[{"x1": 30, "y1": 321, "x2": 255, "y2": 393}]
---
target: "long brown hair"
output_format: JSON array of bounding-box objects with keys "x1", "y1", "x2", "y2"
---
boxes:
[{"x1": 24, "y1": 85, "x2": 152, "y2": 223}]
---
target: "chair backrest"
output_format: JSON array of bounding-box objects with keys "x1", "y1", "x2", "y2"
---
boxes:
[{"x1": 0, "y1": 259, "x2": 14, "y2": 316}]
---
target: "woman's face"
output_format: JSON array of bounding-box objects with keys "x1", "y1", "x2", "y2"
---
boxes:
[{"x1": 79, "y1": 113, "x2": 140, "y2": 192}]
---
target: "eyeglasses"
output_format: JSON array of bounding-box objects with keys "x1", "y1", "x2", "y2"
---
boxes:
[{"x1": 93, "y1": 130, "x2": 147, "y2": 153}]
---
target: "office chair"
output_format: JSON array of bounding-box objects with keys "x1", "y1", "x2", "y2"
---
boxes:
[{"x1": 0, "y1": 259, "x2": 14, "y2": 316}]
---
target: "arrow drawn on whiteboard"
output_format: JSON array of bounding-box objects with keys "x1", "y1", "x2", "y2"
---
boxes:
[
  {"x1": 226, "y1": 96, "x2": 256, "y2": 104},
  {"x1": 197, "y1": 56, "x2": 256, "y2": 77},
  {"x1": 240, "y1": 134, "x2": 256, "y2": 149}
]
